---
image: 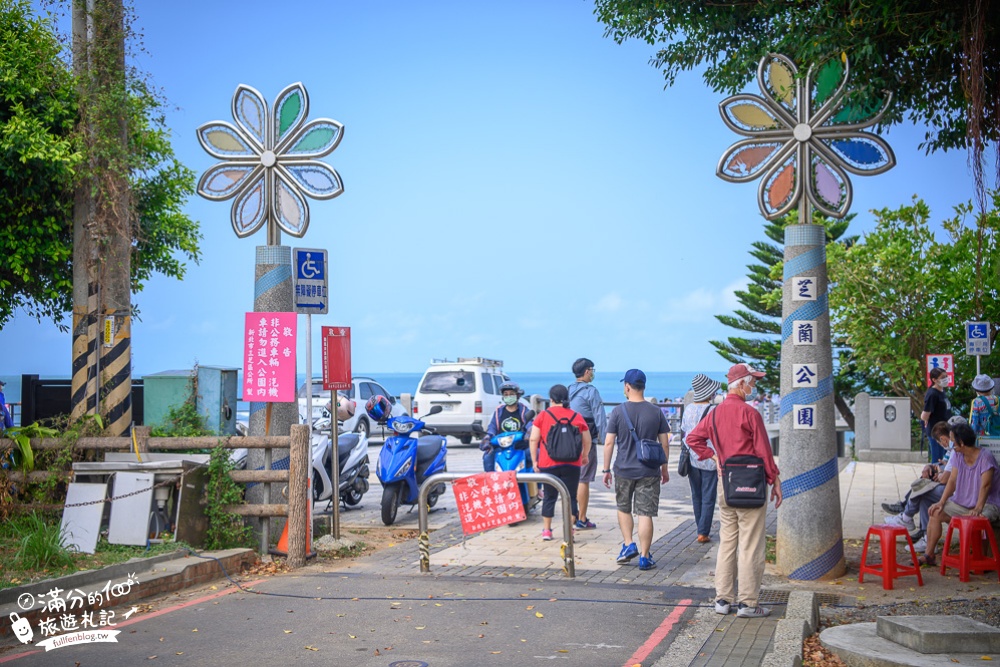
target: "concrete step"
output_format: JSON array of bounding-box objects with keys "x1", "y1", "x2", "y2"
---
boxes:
[
  {"x1": 821, "y1": 620, "x2": 1000, "y2": 667},
  {"x1": 877, "y1": 615, "x2": 1000, "y2": 654}
]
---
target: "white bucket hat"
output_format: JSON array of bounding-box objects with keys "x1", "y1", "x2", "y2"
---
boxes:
[{"x1": 972, "y1": 374, "x2": 996, "y2": 393}]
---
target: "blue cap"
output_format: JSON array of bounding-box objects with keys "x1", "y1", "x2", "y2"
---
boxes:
[{"x1": 620, "y1": 369, "x2": 646, "y2": 385}]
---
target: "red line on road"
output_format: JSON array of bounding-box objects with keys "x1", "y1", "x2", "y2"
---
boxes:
[
  {"x1": 0, "y1": 578, "x2": 268, "y2": 663},
  {"x1": 622, "y1": 598, "x2": 692, "y2": 667}
]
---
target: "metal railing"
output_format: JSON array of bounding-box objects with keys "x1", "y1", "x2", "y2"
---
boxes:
[{"x1": 417, "y1": 471, "x2": 576, "y2": 577}]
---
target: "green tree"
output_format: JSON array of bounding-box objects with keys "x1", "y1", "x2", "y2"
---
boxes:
[
  {"x1": 711, "y1": 210, "x2": 862, "y2": 427},
  {"x1": 828, "y1": 196, "x2": 1000, "y2": 414},
  {"x1": 593, "y1": 1, "x2": 1000, "y2": 206},
  {"x1": 0, "y1": 0, "x2": 201, "y2": 329}
]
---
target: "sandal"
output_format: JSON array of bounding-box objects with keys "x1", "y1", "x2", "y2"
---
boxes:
[{"x1": 917, "y1": 553, "x2": 937, "y2": 567}]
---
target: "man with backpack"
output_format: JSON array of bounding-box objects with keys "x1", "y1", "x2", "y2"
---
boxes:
[
  {"x1": 529, "y1": 384, "x2": 591, "y2": 542},
  {"x1": 568, "y1": 357, "x2": 606, "y2": 530},
  {"x1": 970, "y1": 374, "x2": 1000, "y2": 437},
  {"x1": 602, "y1": 369, "x2": 671, "y2": 571}
]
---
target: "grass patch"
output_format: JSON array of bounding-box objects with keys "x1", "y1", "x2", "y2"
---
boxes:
[
  {"x1": 0, "y1": 512, "x2": 191, "y2": 590},
  {"x1": 765, "y1": 534, "x2": 776, "y2": 564}
]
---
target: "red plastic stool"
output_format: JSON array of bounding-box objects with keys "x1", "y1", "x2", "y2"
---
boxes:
[
  {"x1": 858, "y1": 524, "x2": 923, "y2": 590},
  {"x1": 940, "y1": 515, "x2": 1000, "y2": 582}
]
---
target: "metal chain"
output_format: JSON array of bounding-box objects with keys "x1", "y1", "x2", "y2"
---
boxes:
[{"x1": 60, "y1": 466, "x2": 201, "y2": 509}]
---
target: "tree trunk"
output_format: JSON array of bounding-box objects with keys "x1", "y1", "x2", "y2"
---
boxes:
[{"x1": 834, "y1": 390, "x2": 855, "y2": 431}]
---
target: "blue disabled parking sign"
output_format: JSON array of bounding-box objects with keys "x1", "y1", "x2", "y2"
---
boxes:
[
  {"x1": 966, "y1": 321, "x2": 991, "y2": 356},
  {"x1": 293, "y1": 247, "x2": 328, "y2": 315}
]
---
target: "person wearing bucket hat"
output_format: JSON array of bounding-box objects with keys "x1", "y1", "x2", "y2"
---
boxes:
[
  {"x1": 0, "y1": 380, "x2": 12, "y2": 433},
  {"x1": 970, "y1": 374, "x2": 1000, "y2": 437},
  {"x1": 680, "y1": 374, "x2": 722, "y2": 543}
]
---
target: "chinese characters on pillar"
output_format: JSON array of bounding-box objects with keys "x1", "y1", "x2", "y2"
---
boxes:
[
  {"x1": 792, "y1": 277, "x2": 819, "y2": 427},
  {"x1": 452, "y1": 471, "x2": 525, "y2": 535},
  {"x1": 793, "y1": 404, "x2": 816, "y2": 430},
  {"x1": 793, "y1": 320, "x2": 816, "y2": 345},
  {"x1": 243, "y1": 312, "x2": 297, "y2": 402},
  {"x1": 793, "y1": 276, "x2": 816, "y2": 301},
  {"x1": 793, "y1": 364, "x2": 817, "y2": 388}
]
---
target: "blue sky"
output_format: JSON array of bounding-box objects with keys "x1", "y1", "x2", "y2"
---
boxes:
[{"x1": 2, "y1": 0, "x2": 983, "y2": 378}]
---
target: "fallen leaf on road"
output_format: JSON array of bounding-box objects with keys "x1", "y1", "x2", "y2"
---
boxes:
[
  {"x1": 526, "y1": 605, "x2": 535, "y2": 610},
  {"x1": 434, "y1": 603, "x2": 442, "y2": 607},
  {"x1": 415, "y1": 626, "x2": 426, "y2": 630},
  {"x1": 558, "y1": 650, "x2": 568, "y2": 653},
  {"x1": 478, "y1": 634, "x2": 484, "y2": 638},
  {"x1": 374, "y1": 649, "x2": 380, "y2": 656},
  {"x1": 981, "y1": 657, "x2": 992, "y2": 661},
  {"x1": 304, "y1": 646, "x2": 318, "y2": 651},
  {"x1": 349, "y1": 635, "x2": 357, "y2": 639},
  {"x1": 535, "y1": 612, "x2": 544, "y2": 618},
  {"x1": 284, "y1": 630, "x2": 293, "y2": 634},
  {"x1": 210, "y1": 585, "x2": 217, "y2": 591},
  {"x1": 192, "y1": 629, "x2": 198, "y2": 632},
  {"x1": 175, "y1": 653, "x2": 183, "y2": 656}
]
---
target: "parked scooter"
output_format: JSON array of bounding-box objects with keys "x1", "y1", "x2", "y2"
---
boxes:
[
  {"x1": 488, "y1": 412, "x2": 539, "y2": 510},
  {"x1": 367, "y1": 396, "x2": 447, "y2": 526},
  {"x1": 311, "y1": 413, "x2": 370, "y2": 506}
]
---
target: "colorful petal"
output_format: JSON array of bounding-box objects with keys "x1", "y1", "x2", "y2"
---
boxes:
[
  {"x1": 273, "y1": 82, "x2": 308, "y2": 146},
  {"x1": 279, "y1": 119, "x2": 344, "y2": 157},
  {"x1": 232, "y1": 85, "x2": 267, "y2": 149},
  {"x1": 197, "y1": 162, "x2": 260, "y2": 200},
  {"x1": 811, "y1": 155, "x2": 847, "y2": 212},
  {"x1": 719, "y1": 94, "x2": 789, "y2": 136},
  {"x1": 718, "y1": 140, "x2": 786, "y2": 181},
  {"x1": 812, "y1": 58, "x2": 846, "y2": 107},
  {"x1": 272, "y1": 171, "x2": 309, "y2": 237},
  {"x1": 761, "y1": 55, "x2": 797, "y2": 113},
  {"x1": 230, "y1": 175, "x2": 267, "y2": 238},
  {"x1": 821, "y1": 133, "x2": 896, "y2": 173},
  {"x1": 280, "y1": 162, "x2": 344, "y2": 199},
  {"x1": 196, "y1": 122, "x2": 258, "y2": 160},
  {"x1": 757, "y1": 153, "x2": 801, "y2": 219},
  {"x1": 830, "y1": 94, "x2": 886, "y2": 125}
]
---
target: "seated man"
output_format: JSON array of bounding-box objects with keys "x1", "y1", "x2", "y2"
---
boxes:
[
  {"x1": 884, "y1": 421, "x2": 954, "y2": 551},
  {"x1": 921, "y1": 422, "x2": 1000, "y2": 566},
  {"x1": 882, "y1": 416, "x2": 968, "y2": 516}
]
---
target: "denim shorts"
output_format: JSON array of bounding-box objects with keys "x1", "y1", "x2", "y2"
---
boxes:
[{"x1": 615, "y1": 476, "x2": 660, "y2": 516}]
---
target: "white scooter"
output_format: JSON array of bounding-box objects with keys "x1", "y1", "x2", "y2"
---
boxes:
[{"x1": 310, "y1": 412, "x2": 370, "y2": 507}]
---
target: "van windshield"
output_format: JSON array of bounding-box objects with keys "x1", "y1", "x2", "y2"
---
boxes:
[{"x1": 419, "y1": 371, "x2": 476, "y2": 393}]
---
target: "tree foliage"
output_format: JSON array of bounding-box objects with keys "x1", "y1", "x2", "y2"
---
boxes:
[
  {"x1": 594, "y1": 1, "x2": 1000, "y2": 204},
  {"x1": 828, "y1": 195, "x2": 1000, "y2": 413},
  {"x1": 0, "y1": 0, "x2": 201, "y2": 328}
]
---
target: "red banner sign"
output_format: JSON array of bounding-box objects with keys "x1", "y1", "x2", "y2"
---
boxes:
[
  {"x1": 453, "y1": 472, "x2": 525, "y2": 536},
  {"x1": 925, "y1": 353, "x2": 955, "y2": 387},
  {"x1": 322, "y1": 326, "x2": 351, "y2": 391},
  {"x1": 243, "y1": 312, "x2": 297, "y2": 402}
]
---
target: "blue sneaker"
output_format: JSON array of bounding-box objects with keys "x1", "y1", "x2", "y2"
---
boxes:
[
  {"x1": 638, "y1": 555, "x2": 656, "y2": 571},
  {"x1": 574, "y1": 519, "x2": 597, "y2": 530},
  {"x1": 616, "y1": 542, "x2": 639, "y2": 564}
]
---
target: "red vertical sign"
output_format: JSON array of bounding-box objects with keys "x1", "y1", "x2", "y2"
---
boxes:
[
  {"x1": 925, "y1": 354, "x2": 955, "y2": 387},
  {"x1": 453, "y1": 472, "x2": 525, "y2": 535},
  {"x1": 243, "y1": 312, "x2": 297, "y2": 402},
  {"x1": 322, "y1": 326, "x2": 351, "y2": 391}
]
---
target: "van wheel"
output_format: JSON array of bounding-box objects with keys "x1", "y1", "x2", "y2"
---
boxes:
[
  {"x1": 459, "y1": 434, "x2": 472, "y2": 445},
  {"x1": 355, "y1": 417, "x2": 370, "y2": 439}
]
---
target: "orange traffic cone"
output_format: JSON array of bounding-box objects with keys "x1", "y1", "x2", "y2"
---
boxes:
[{"x1": 269, "y1": 478, "x2": 316, "y2": 559}]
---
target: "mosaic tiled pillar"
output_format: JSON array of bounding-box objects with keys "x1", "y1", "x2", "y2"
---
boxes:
[{"x1": 776, "y1": 224, "x2": 845, "y2": 579}]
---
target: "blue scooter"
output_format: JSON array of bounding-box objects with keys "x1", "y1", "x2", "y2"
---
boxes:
[
  {"x1": 488, "y1": 413, "x2": 538, "y2": 510},
  {"x1": 375, "y1": 405, "x2": 448, "y2": 526}
]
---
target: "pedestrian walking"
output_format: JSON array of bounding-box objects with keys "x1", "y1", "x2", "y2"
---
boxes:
[
  {"x1": 568, "y1": 357, "x2": 606, "y2": 530},
  {"x1": 681, "y1": 374, "x2": 721, "y2": 543},
  {"x1": 529, "y1": 384, "x2": 590, "y2": 542},
  {"x1": 922, "y1": 367, "x2": 953, "y2": 463},
  {"x1": 0, "y1": 380, "x2": 12, "y2": 434},
  {"x1": 602, "y1": 369, "x2": 671, "y2": 571},
  {"x1": 687, "y1": 363, "x2": 782, "y2": 618}
]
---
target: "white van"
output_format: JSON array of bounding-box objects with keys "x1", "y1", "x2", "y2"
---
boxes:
[{"x1": 412, "y1": 358, "x2": 512, "y2": 444}]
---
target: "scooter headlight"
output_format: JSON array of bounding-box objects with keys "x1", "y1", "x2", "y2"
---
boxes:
[
  {"x1": 392, "y1": 420, "x2": 416, "y2": 435},
  {"x1": 395, "y1": 459, "x2": 412, "y2": 477},
  {"x1": 497, "y1": 435, "x2": 514, "y2": 448}
]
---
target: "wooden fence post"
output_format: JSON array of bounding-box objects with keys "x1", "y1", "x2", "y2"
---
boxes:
[{"x1": 286, "y1": 424, "x2": 309, "y2": 568}]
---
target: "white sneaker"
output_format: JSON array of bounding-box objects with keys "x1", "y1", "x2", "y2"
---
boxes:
[
  {"x1": 736, "y1": 604, "x2": 771, "y2": 618},
  {"x1": 714, "y1": 599, "x2": 731, "y2": 615},
  {"x1": 913, "y1": 536, "x2": 927, "y2": 552},
  {"x1": 884, "y1": 513, "x2": 916, "y2": 531}
]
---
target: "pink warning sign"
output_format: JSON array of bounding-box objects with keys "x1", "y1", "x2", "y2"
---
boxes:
[{"x1": 243, "y1": 312, "x2": 297, "y2": 402}]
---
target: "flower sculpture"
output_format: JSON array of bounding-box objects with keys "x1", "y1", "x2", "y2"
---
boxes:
[
  {"x1": 197, "y1": 82, "x2": 344, "y2": 243},
  {"x1": 717, "y1": 54, "x2": 894, "y2": 219}
]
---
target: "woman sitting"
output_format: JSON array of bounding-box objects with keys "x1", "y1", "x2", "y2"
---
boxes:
[{"x1": 922, "y1": 422, "x2": 1000, "y2": 566}]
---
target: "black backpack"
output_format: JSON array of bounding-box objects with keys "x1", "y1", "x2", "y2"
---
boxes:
[{"x1": 543, "y1": 409, "x2": 583, "y2": 462}]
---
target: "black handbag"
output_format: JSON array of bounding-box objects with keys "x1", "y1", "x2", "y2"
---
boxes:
[
  {"x1": 712, "y1": 411, "x2": 766, "y2": 508},
  {"x1": 621, "y1": 404, "x2": 667, "y2": 468}
]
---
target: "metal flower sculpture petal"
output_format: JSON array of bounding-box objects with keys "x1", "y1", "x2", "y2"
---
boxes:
[
  {"x1": 197, "y1": 82, "x2": 344, "y2": 243},
  {"x1": 717, "y1": 54, "x2": 895, "y2": 219}
]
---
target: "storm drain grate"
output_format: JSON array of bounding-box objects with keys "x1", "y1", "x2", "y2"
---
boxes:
[
  {"x1": 758, "y1": 589, "x2": 843, "y2": 606},
  {"x1": 388, "y1": 662, "x2": 429, "y2": 667}
]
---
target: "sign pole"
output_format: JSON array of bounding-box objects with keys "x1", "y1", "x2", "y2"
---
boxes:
[{"x1": 306, "y1": 315, "x2": 313, "y2": 426}]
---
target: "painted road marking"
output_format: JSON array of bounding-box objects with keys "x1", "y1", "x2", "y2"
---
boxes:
[{"x1": 623, "y1": 598, "x2": 693, "y2": 667}]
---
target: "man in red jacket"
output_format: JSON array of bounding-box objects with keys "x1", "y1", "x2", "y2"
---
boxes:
[{"x1": 687, "y1": 363, "x2": 782, "y2": 619}]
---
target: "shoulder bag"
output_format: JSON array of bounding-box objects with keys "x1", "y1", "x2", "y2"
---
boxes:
[
  {"x1": 621, "y1": 404, "x2": 667, "y2": 468},
  {"x1": 711, "y1": 410, "x2": 766, "y2": 508},
  {"x1": 679, "y1": 403, "x2": 714, "y2": 477}
]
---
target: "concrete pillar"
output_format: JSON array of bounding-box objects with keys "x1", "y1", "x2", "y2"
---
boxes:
[
  {"x1": 247, "y1": 246, "x2": 298, "y2": 547},
  {"x1": 776, "y1": 224, "x2": 845, "y2": 579}
]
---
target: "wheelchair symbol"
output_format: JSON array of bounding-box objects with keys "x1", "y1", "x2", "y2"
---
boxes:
[
  {"x1": 970, "y1": 325, "x2": 987, "y2": 339},
  {"x1": 299, "y1": 253, "x2": 322, "y2": 280}
]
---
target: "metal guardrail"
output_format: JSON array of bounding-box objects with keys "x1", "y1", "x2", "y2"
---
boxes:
[{"x1": 417, "y1": 471, "x2": 576, "y2": 577}]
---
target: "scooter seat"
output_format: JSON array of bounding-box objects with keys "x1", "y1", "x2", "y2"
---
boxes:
[
  {"x1": 416, "y1": 436, "x2": 443, "y2": 463},
  {"x1": 338, "y1": 434, "x2": 360, "y2": 462}
]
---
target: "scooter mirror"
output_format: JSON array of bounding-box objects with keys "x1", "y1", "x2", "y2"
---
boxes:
[
  {"x1": 427, "y1": 405, "x2": 444, "y2": 416},
  {"x1": 523, "y1": 410, "x2": 536, "y2": 422}
]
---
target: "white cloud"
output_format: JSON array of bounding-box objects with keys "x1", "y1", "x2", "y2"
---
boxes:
[
  {"x1": 658, "y1": 278, "x2": 749, "y2": 324},
  {"x1": 593, "y1": 293, "x2": 623, "y2": 313}
]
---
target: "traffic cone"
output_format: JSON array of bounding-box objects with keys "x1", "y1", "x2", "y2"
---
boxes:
[{"x1": 269, "y1": 478, "x2": 316, "y2": 559}]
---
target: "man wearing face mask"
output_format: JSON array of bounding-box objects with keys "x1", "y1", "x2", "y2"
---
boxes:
[
  {"x1": 569, "y1": 358, "x2": 606, "y2": 530},
  {"x1": 921, "y1": 368, "x2": 953, "y2": 464},
  {"x1": 482, "y1": 382, "x2": 532, "y2": 473},
  {"x1": 687, "y1": 363, "x2": 781, "y2": 619}
]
